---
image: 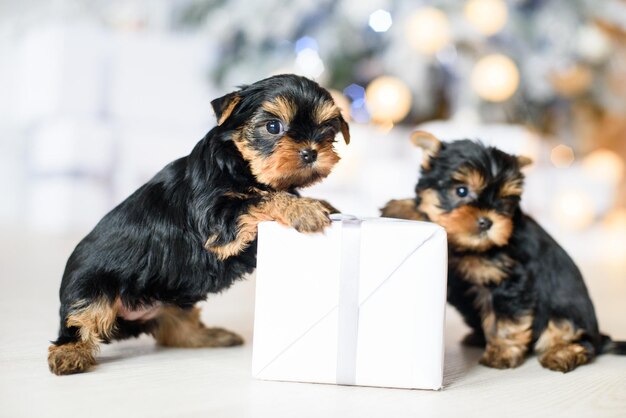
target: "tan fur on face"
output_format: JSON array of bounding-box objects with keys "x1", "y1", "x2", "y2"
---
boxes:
[
  {"x1": 152, "y1": 306, "x2": 243, "y2": 348},
  {"x1": 206, "y1": 192, "x2": 330, "y2": 260},
  {"x1": 315, "y1": 100, "x2": 350, "y2": 144},
  {"x1": 500, "y1": 177, "x2": 524, "y2": 198},
  {"x1": 534, "y1": 320, "x2": 589, "y2": 372},
  {"x1": 381, "y1": 199, "x2": 426, "y2": 221},
  {"x1": 435, "y1": 206, "x2": 513, "y2": 252},
  {"x1": 234, "y1": 133, "x2": 339, "y2": 190},
  {"x1": 454, "y1": 254, "x2": 515, "y2": 286},
  {"x1": 417, "y1": 189, "x2": 513, "y2": 251},
  {"x1": 453, "y1": 168, "x2": 486, "y2": 194},
  {"x1": 314, "y1": 101, "x2": 341, "y2": 124},
  {"x1": 262, "y1": 96, "x2": 296, "y2": 124}
]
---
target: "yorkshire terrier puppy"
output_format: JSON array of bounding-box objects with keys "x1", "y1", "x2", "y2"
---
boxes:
[
  {"x1": 48, "y1": 74, "x2": 350, "y2": 375},
  {"x1": 382, "y1": 131, "x2": 625, "y2": 372}
]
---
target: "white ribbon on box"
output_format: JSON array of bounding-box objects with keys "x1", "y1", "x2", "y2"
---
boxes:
[
  {"x1": 252, "y1": 215, "x2": 448, "y2": 390},
  {"x1": 335, "y1": 215, "x2": 361, "y2": 385}
]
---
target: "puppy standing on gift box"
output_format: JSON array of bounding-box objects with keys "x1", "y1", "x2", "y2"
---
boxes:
[
  {"x1": 382, "y1": 131, "x2": 626, "y2": 372},
  {"x1": 48, "y1": 74, "x2": 350, "y2": 375}
]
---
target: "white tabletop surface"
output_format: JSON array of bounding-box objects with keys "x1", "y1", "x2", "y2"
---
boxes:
[{"x1": 1, "y1": 230, "x2": 625, "y2": 418}]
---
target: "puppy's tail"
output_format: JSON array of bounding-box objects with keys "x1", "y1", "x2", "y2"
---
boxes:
[{"x1": 600, "y1": 334, "x2": 626, "y2": 355}]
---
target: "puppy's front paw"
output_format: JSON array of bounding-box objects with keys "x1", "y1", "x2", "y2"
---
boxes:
[
  {"x1": 285, "y1": 198, "x2": 331, "y2": 233},
  {"x1": 380, "y1": 199, "x2": 423, "y2": 220},
  {"x1": 480, "y1": 344, "x2": 526, "y2": 369},
  {"x1": 539, "y1": 343, "x2": 589, "y2": 373}
]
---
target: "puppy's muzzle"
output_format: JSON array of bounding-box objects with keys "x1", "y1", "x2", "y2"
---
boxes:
[
  {"x1": 477, "y1": 216, "x2": 493, "y2": 232},
  {"x1": 300, "y1": 148, "x2": 317, "y2": 165}
]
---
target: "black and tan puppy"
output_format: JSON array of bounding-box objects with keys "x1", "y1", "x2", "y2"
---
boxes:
[
  {"x1": 382, "y1": 131, "x2": 625, "y2": 372},
  {"x1": 48, "y1": 74, "x2": 350, "y2": 375}
]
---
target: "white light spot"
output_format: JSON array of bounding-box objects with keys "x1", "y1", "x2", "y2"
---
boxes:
[
  {"x1": 369, "y1": 9, "x2": 393, "y2": 32},
  {"x1": 295, "y1": 48, "x2": 325, "y2": 79}
]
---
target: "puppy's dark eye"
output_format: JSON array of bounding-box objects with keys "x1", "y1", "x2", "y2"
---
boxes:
[
  {"x1": 266, "y1": 120, "x2": 283, "y2": 135},
  {"x1": 456, "y1": 186, "x2": 469, "y2": 198}
]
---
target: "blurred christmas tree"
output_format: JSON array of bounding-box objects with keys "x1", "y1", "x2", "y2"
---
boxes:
[
  {"x1": 172, "y1": 0, "x2": 623, "y2": 131},
  {"x1": 171, "y1": 0, "x2": 626, "y2": 206}
]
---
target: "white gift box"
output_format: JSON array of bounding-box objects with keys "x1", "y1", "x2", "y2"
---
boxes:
[{"x1": 252, "y1": 216, "x2": 448, "y2": 390}]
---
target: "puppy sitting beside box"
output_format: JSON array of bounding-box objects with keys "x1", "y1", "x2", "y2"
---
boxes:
[
  {"x1": 382, "y1": 131, "x2": 626, "y2": 372},
  {"x1": 48, "y1": 74, "x2": 349, "y2": 375}
]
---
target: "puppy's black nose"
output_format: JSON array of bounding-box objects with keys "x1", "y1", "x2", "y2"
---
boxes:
[
  {"x1": 300, "y1": 148, "x2": 317, "y2": 164},
  {"x1": 477, "y1": 217, "x2": 493, "y2": 232}
]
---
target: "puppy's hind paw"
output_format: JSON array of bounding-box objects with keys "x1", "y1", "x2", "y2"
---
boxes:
[
  {"x1": 201, "y1": 327, "x2": 244, "y2": 347},
  {"x1": 48, "y1": 343, "x2": 96, "y2": 376}
]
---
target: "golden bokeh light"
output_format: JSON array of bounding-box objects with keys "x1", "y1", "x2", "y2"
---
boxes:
[
  {"x1": 552, "y1": 190, "x2": 596, "y2": 230},
  {"x1": 582, "y1": 148, "x2": 625, "y2": 183},
  {"x1": 471, "y1": 54, "x2": 520, "y2": 102},
  {"x1": 604, "y1": 208, "x2": 626, "y2": 230},
  {"x1": 464, "y1": 0, "x2": 508, "y2": 35},
  {"x1": 365, "y1": 76, "x2": 412, "y2": 123},
  {"x1": 405, "y1": 8, "x2": 451, "y2": 55},
  {"x1": 550, "y1": 144, "x2": 575, "y2": 168}
]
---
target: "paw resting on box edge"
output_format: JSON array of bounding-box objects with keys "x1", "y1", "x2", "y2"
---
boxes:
[
  {"x1": 283, "y1": 198, "x2": 331, "y2": 233},
  {"x1": 205, "y1": 196, "x2": 332, "y2": 260}
]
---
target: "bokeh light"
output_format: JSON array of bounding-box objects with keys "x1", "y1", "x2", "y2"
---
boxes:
[
  {"x1": 576, "y1": 25, "x2": 612, "y2": 64},
  {"x1": 343, "y1": 83, "x2": 369, "y2": 123},
  {"x1": 295, "y1": 36, "x2": 319, "y2": 53},
  {"x1": 582, "y1": 148, "x2": 625, "y2": 183},
  {"x1": 405, "y1": 8, "x2": 451, "y2": 55},
  {"x1": 552, "y1": 189, "x2": 596, "y2": 230},
  {"x1": 550, "y1": 144, "x2": 575, "y2": 168},
  {"x1": 464, "y1": 0, "x2": 508, "y2": 36},
  {"x1": 365, "y1": 76, "x2": 412, "y2": 123},
  {"x1": 295, "y1": 48, "x2": 324, "y2": 79},
  {"x1": 369, "y1": 9, "x2": 393, "y2": 33},
  {"x1": 471, "y1": 54, "x2": 520, "y2": 102},
  {"x1": 603, "y1": 208, "x2": 626, "y2": 265},
  {"x1": 604, "y1": 208, "x2": 626, "y2": 231}
]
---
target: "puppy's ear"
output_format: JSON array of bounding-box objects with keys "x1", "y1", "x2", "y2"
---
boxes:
[
  {"x1": 211, "y1": 91, "x2": 242, "y2": 126},
  {"x1": 517, "y1": 156, "x2": 532, "y2": 168},
  {"x1": 410, "y1": 130, "x2": 441, "y2": 169},
  {"x1": 339, "y1": 116, "x2": 350, "y2": 145}
]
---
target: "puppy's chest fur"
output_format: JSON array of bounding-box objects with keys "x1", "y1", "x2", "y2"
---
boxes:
[{"x1": 450, "y1": 251, "x2": 516, "y2": 287}]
